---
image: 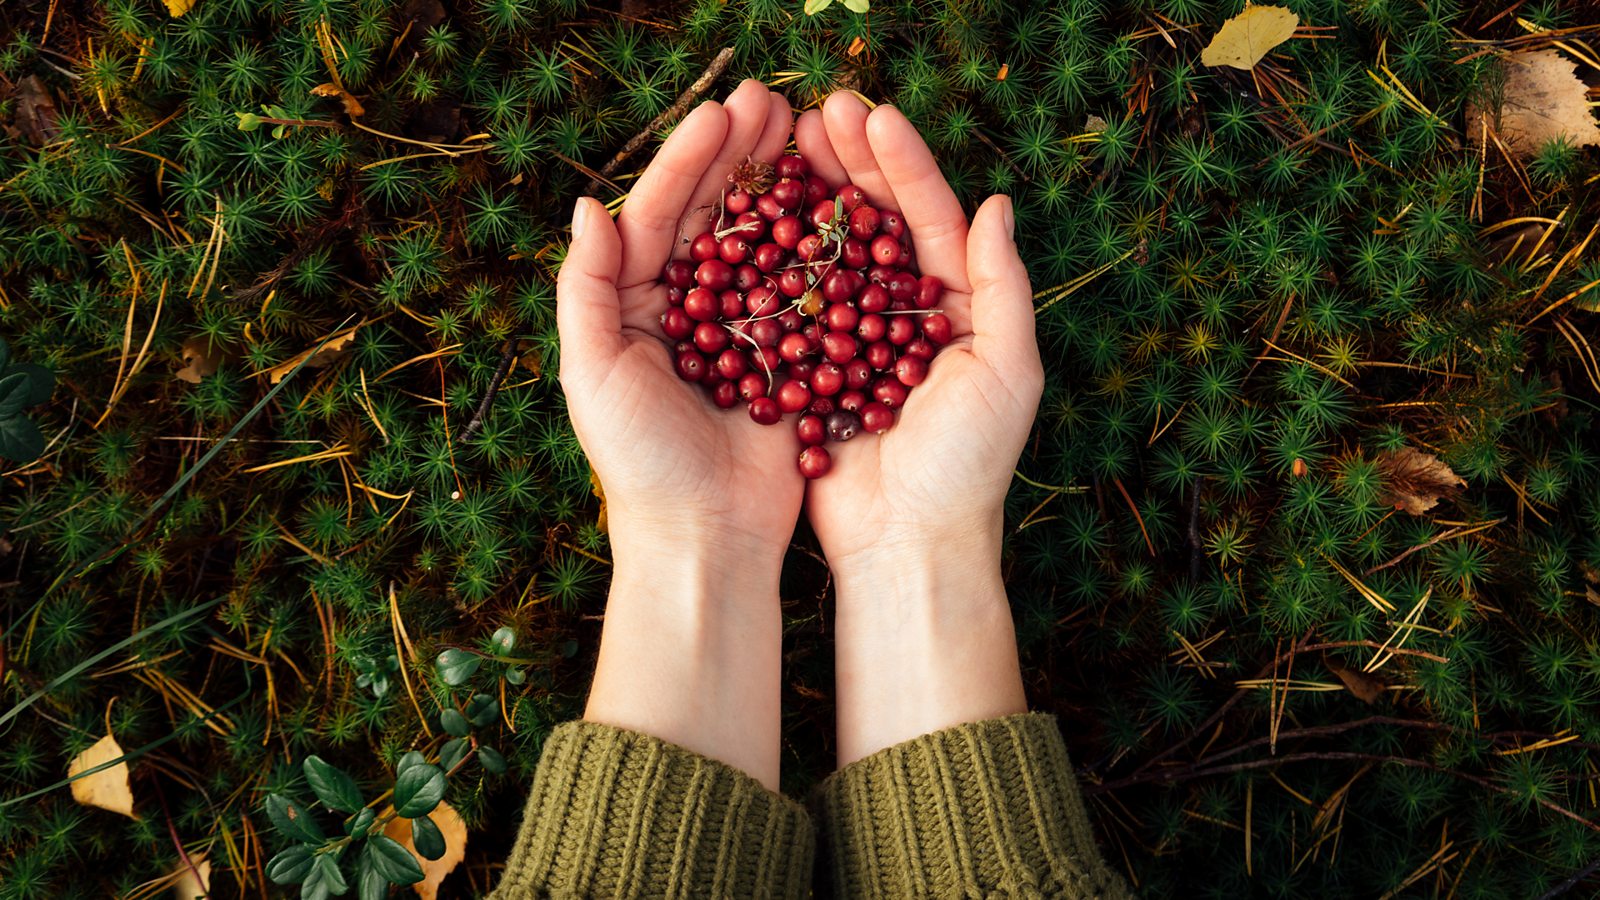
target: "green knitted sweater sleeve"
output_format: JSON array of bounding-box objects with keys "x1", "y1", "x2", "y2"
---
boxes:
[
  {"x1": 488, "y1": 720, "x2": 814, "y2": 899},
  {"x1": 815, "y1": 713, "x2": 1134, "y2": 899}
]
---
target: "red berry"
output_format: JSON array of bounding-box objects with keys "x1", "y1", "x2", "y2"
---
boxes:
[
  {"x1": 754, "y1": 242, "x2": 785, "y2": 272},
  {"x1": 837, "y1": 184, "x2": 867, "y2": 212},
  {"x1": 915, "y1": 274, "x2": 943, "y2": 309},
  {"x1": 887, "y1": 271, "x2": 918, "y2": 304},
  {"x1": 661, "y1": 307, "x2": 694, "y2": 340},
  {"x1": 858, "y1": 283, "x2": 890, "y2": 313},
  {"x1": 776, "y1": 378, "x2": 812, "y2": 413},
  {"x1": 770, "y1": 178, "x2": 803, "y2": 209},
  {"x1": 870, "y1": 234, "x2": 900, "y2": 266},
  {"x1": 750, "y1": 346, "x2": 781, "y2": 373},
  {"x1": 789, "y1": 360, "x2": 815, "y2": 384},
  {"x1": 837, "y1": 390, "x2": 867, "y2": 412},
  {"x1": 812, "y1": 361, "x2": 845, "y2": 396},
  {"x1": 822, "y1": 269, "x2": 856, "y2": 304},
  {"x1": 821, "y1": 331, "x2": 858, "y2": 364},
  {"x1": 778, "y1": 331, "x2": 814, "y2": 364},
  {"x1": 719, "y1": 290, "x2": 745, "y2": 320},
  {"x1": 803, "y1": 176, "x2": 830, "y2": 207},
  {"x1": 797, "y1": 413, "x2": 826, "y2": 446},
  {"x1": 725, "y1": 188, "x2": 753, "y2": 215},
  {"x1": 796, "y1": 233, "x2": 824, "y2": 262},
  {"x1": 894, "y1": 355, "x2": 928, "y2": 387},
  {"x1": 756, "y1": 193, "x2": 785, "y2": 221},
  {"x1": 848, "y1": 205, "x2": 880, "y2": 240},
  {"x1": 777, "y1": 268, "x2": 807, "y2": 297},
  {"x1": 715, "y1": 348, "x2": 748, "y2": 380},
  {"x1": 746, "y1": 284, "x2": 781, "y2": 317},
  {"x1": 696, "y1": 259, "x2": 734, "y2": 290},
  {"x1": 844, "y1": 357, "x2": 872, "y2": 390},
  {"x1": 880, "y1": 209, "x2": 905, "y2": 238},
  {"x1": 664, "y1": 260, "x2": 695, "y2": 289},
  {"x1": 730, "y1": 212, "x2": 765, "y2": 239},
  {"x1": 777, "y1": 309, "x2": 804, "y2": 332},
  {"x1": 860, "y1": 401, "x2": 894, "y2": 433},
  {"x1": 856, "y1": 313, "x2": 886, "y2": 342},
  {"x1": 684, "y1": 288, "x2": 719, "y2": 322},
  {"x1": 921, "y1": 312, "x2": 953, "y2": 345},
  {"x1": 690, "y1": 232, "x2": 719, "y2": 262},
  {"x1": 737, "y1": 372, "x2": 768, "y2": 402},
  {"x1": 718, "y1": 235, "x2": 749, "y2": 264},
  {"x1": 771, "y1": 215, "x2": 802, "y2": 249},
  {"x1": 694, "y1": 322, "x2": 731, "y2": 354},
  {"x1": 776, "y1": 154, "x2": 809, "y2": 179},
  {"x1": 749, "y1": 397, "x2": 781, "y2": 425},
  {"x1": 904, "y1": 337, "x2": 936, "y2": 361},
  {"x1": 872, "y1": 376, "x2": 909, "y2": 408},
  {"x1": 712, "y1": 380, "x2": 739, "y2": 409},
  {"x1": 798, "y1": 445, "x2": 831, "y2": 479},
  {"x1": 749, "y1": 318, "x2": 783, "y2": 348},
  {"x1": 841, "y1": 237, "x2": 870, "y2": 269},
  {"x1": 826, "y1": 302, "x2": 860, "y2": 332},
  {"x1": 735, "y1": 264, "x2": 761, "y2": 292},
  {"x1": 887, "y1": 316, "x2": 915, "y2": 345},
  {"x1": 667, "y1": 286, "x2": 686, "y2": 306},
  {"x1": 675, "y1": 349, "x2": 707, "y2": 382},
  {"x1": 809, "y1": 396, "x2": 835, "y2": 416},
  {"x1": 864, "y1": 340, "x2": 894, "y2": 371},
  {"x1": 826, "y1": 409, "x2": 862, "y2": 441},
  {"x1": 810, "y1": 199, "x2": 837, "y2": 230}
]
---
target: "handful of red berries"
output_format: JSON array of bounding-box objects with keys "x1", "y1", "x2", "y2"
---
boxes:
[{"x1": 660, "y1": 153, "x2": 950, "y2": 479}]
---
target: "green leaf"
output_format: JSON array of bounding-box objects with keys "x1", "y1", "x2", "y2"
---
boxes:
[
  {"x1": 396, "y1": 750, "x2": 427, "y2": 780},
  {"x1": 436, "y1": 648, "x2": 481, "y2": 686},
  {"x1": 0, "y1": 337, "x2": 9, "y2": 371},
  {"x1": 315, "y1": 852, "x2": 349, "y2": 895},
  {"x1": 803, "y1": 0, "x2": 833, "y2": 14},
  {"x1": 236, "y1": 111, "x2": 263, "y2": 130},
  {"x1": 266, "y1": 794, "x2": 325, "y2": 843},
  {"x1": 5, "y1": 363, "x2": 52, "y2": 406},
  {"x1": 439, "y1": 737, "x2": 470, "y2": 772},
  {"x1": 0, "y1": 415, "x2": 44, "y2": 463},
  {"x1": 842, "y1": 0, "x2": 869, "y2": 11},
  {"x1": 356, "y1": 852, "x2": 387, "y2": 900},
  {"x1": 490, "y1": 626, "x2": 515, "y2": 654},
  {"x1": 365, "y1": 835, "x2": 425, "y2": 884},
  {"x1": 0, "y1": 372, "x2": 30, "y2": 418},
  {"x1": 440, "y1": 708, "x2": 470, "y2": 737},
  {"x1": 346, "y1": 807, "x2": 376, "y2": 837},
  {"x1": 392, "y1": 763, "x2": 446, "y2": 818},
  {"x1": 411, "y1": 815, "x2": 446, "y2": 860},
  {"x1": 465, "y1": 693, "x2": 498, "y2": 727},
  {"x1": 304, "y1": 756, "x2": 364, "y2": 813},
  {"x1": 266, "y1": 845, "x2": 315, "y2": 884},
  {"x1": 477, "y1": 745, "x2": 507, "y2": 775},
  {"x1": 505, "y1": 667, "x2": 526, "y2": 685}
]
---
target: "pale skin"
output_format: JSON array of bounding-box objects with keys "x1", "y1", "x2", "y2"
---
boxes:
[{"x1": 559, "y1": 81, "x2": 1043, "y2": 789}]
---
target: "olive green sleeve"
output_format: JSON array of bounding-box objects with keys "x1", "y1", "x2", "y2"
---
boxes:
[
  {"x1": 815, "y1": 713, "x2": 1134, "y2": 899},
  {"x1": 488, "y1": 720, "x2": 813, "y2": 899}
]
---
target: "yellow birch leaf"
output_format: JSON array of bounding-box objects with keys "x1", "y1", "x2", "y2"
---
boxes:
[
  {"x1": 1471, "y1": 49, "x2": 1600, "y2": 158},
  {"x1": 163, "y1": 0, "x2": 197, "y2": 17},
  {"x1": 310, "y1": 83, "x2": 366, "y2": 118},
  {"x1": 263, "y1": 326, "x2": 360, "y2": 384},
  {"x1": 176, "y1": 336, "x2": 224, "y2": 384},
  {"x1": 383, "y1": 802, "x2": 468, "y2": 900},
  {"x1": 1200, "y1": 4, "x2": 1300, "y2": 70},
  {"x1": 1375, "y1": 447, "x2": 1466, "y2": 516},
  {"x1": 590, "y1": 469, "x2": 607, "y2": 533},
  {"x1": 68, "y1": 733, "x2": 138, "y2": 819}
]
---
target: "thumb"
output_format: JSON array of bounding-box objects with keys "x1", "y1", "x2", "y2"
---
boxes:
[
  {"x1": 967, "y1": 195, "x2": 1040, "y2": 382},
  {"x1": 556, "y1": 197, "x2": 625, "y2": 384}
]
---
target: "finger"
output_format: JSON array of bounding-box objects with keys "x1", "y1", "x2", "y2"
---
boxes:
[
  {"x1": 557, "y1": 197, "x2": 626, "y2": 384},
  {"x1": 865, "y1": 104, "x2": 972, "y2": 293},
  {"x1": 966, "y1": 195, "x2": 1040, "y2": 382},
  {"x1": 821, "y1": 91, "x2": 897, "y2": 210},
  {"x1": 795, "y1": 108, "x2": 848, "y2": 186},
  {"x1": 751, "y1": 92, "x2": 794, "y2": 163},
  {"x1": 616, "y1": 102, "x2": 729, "y2": 289},
  {"x1": 677, "y1": 79, "x2": 776, "y2": 241}
]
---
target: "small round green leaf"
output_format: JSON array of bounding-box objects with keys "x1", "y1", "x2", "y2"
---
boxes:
[
  {"x1": 478, "y1": 745, "x2": 507, "y2": 775},
  {"x1": 395, "y1": 750, "x2": 427, "y2": 780},
  {"x1": 304, "y1": 755, "x2": 364, "y2": 813},
  {"x1": 365, "y1": 835, "x2": 425, "y2": 884},
  {"x1": 505, "y1": 667, "x2": 526, "y2": 685},
  {"x1": 266, "y1": 845, "x2": 315, "y2": 884},
  {"x1": 439, "y1": 737, "x2": 470, "y2": 772},
  {"x1": 490, "y1": 626, "x2": 516, "y2": 654},
  {"x1": 411, "y1": 814, "x2": 446, "y2": 861},
  {"x1": 392, "y1": 763, "x2": 446, "y2": 818},
  {"x1": 440, "y1": 708, "x2": 470, "y2": 737},
  {"x1": 465, "y1": 693, "x2": 498, "y2": 727},
  {"x1": 436, "y1": 648, "x2": 481, "y2": 686},
  {"x1": 265, "y1": 794, "x2": 325, "y2": 843}
]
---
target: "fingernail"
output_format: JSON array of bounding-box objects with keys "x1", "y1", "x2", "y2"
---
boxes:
[
  {"x1": 1001, "y1": 195, "x2": 1015, "y2": 240},
  {"x1": 571, "y1": 198, "x2": 589, "y2": 241}
]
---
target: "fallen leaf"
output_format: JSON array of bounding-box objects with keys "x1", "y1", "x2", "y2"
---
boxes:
[
  {"x1": 68, "y1": 733, "x2": 138, "y2": 819},
  {"x1": 383, "y1": 802, "x2": 467, "y2": 900},
  {"x1": 1469, "y1": 49, "x2": 1600, "y2": 158},
  {"x1": 6, "y1": 76, "x2": 61, "y2": 146},
  {"x1": 1082, "y1": 115, "x2": 1108, "y2": 133},
  {"x1": 1325, "y1": 659, "x2": 1387, "y2": 704},
  {"x1": 1375, "y1": 447, "x2": 1466, "y2": 516},
  {"x1": 163, "y1": 0, "x2": 197, "y2": 16},
  {"x1": 1200, "y1": 4, "x2": 1299, "y2": 70},
  {"x1": 263, "y1": 326, "x2": 360, "y2": 384},
  {"x1": 176, "y1": 336, "x2": 225, "y2": 384},
  {"x1": 171, "y1": 854, "x2": 210, "y2": 900},
  {"x1": 310, "y1": 83, "x2": 366, "y2": 118},
  {"x1": 590, "y1": 469, "x2": 607, "y2": 534}
]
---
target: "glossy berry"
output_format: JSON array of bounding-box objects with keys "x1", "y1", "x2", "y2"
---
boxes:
[
  {"x1": 776, "y1": 378, "x2": 812, "y2": 413},
  {"x1": 797, "y1": 413, "x2": 826, "y2": 446},
  {"x1": 826, "y1": 410, "x2": 862, "y2": 442},
  {"x1": 860, "y1": 401, "x2": 894, "y2": 433},
  {"x1": 894, "y1": 355, "x2": 928, "y2": 387},
  {"x1": 797, "y1": 445, "x2": 831, "y2": 479},
  {"x1": 921, "y1": 313, "x2": 953, "y2": 345}
]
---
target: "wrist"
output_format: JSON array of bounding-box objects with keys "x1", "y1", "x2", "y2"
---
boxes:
[
  {"x1": 825, "y1": 508, "x2": 1006, "y2": 605},
  {"x1": 607, "y1": 515, "x2": 786, "y2": 603}
]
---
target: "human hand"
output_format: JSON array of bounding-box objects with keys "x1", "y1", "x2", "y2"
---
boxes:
[
  {"x1": 795, "y1": 93, "x2": 1044, "y2": 583},
  {"x1": 795, "y1": 92, "x2": 1042, "y2": 764},
  {"x1": 559, "y1": 81, "x2": 802, "y2": 572}
]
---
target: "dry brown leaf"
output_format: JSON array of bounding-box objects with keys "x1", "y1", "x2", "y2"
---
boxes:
[
  {"x1": 383, "y1": 802, "x2": 467, "y2": 900},
  {"x1": 7, "y1": 76, "x2": 61, "y2": 146},
  {"x1": 1470, "y1": 50, "x2": 1600, "y2": 158},
  {"x1": 264, "y1": 326, "x2": 360, "y2": 384},
  {"x1": 68, "y1": 733, "x2": 138, "y2": 819},
  {"x1": 310, "y1": 83, "x2": 366, "y2": 118},
  {"x1": 163, "y1": 0, "x2": 197, "y2": 17},
  {"x1": 590, "y1": 469, "x2": 607, "y2": 533},
  {"x1": 1325, "y1": 659, "x2": 1387, "y2": 704},
  {"x1": 1375, "y1": 447, "x2": 1466, "y2": 516},
  {"x1": 176, "y1": 336, "x2": 225, "y2": 384},
  {"x1": 1200, "y1": 4, "x2": 1299, "y2": 70},
  {"x1": 171, "y1": 854, "x2": 210, "y2": 900}
]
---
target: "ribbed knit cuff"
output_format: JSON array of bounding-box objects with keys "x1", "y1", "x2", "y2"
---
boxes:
[
  {"x1": 490, "y1": 720, "x2": 813, "y2": 899},
  {"x1": 816, "y1": 713, "x2": 1133, "y2": 899}
]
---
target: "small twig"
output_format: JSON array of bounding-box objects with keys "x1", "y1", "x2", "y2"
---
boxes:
[
  {"x1": 1539, "y1": 857, "x2": 1600, "y2": 900},
  {"x1": 585, "y1": 47, "x2": 735, "y2": 196},
  {"x1": 456, "y1": 339, "x2": 519, "y2": 445}
]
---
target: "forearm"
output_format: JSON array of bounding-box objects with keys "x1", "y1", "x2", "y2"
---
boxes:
[
  {"x1": 584, "y1": 523, "x2": 786, "y2": 789},
  {"x1": 830, "y1": 515, "x2": 1027, "y2": 767}
]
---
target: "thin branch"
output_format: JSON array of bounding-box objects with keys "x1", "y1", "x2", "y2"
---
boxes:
[{"x1": 585, "y1": 47, "x2": 736, "y2": 196}]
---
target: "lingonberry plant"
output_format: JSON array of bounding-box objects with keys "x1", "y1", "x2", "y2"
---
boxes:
[
  {"x1": 663, "y1": 153, "x2": 949, "y2": 477},
  {"x1": 2, "y1": 0, "x2": 1599, "y2": 896}
]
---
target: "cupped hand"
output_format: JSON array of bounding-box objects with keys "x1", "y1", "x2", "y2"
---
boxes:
[
  {"x1": 795, "y1": 93, "x2": 1044, "y2": 571},
  {"x1": 558, "y1": 81, "x2": 802, "y2": 560}
]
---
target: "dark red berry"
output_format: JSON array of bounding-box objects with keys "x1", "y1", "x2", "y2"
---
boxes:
[
  {"x1": 870, "y1": 234, "x2": 900, "y2": 266},
  {"x1": 777, "y1": 309, "x2": 804, "y2": 332},
  {"x1": 921, "y1": 313, "x2": 953, "y2": 345},
  {"x1": 715, "y1": 348, "x2": 748, "y2": 380},
  {"x1": 696, "y1": 259, "x2": 734, "y2": 290},
  {"x1": 718, "y1": 235, "x2": 749, "y2": 264},
  {"x1": 750, "y1": 346, "x2": 781, "y2": 373},
  {"x1": 690, "y1": 232, "x2": 719, "y2": 262},
  {"x1": 661, "y1": 307, "x2": 694, "y2": 340},
  {"x1": 737, "y1": 372, "x2": 768, "y2": 402},
  {"x1": 798, "y1": 445, "x2": 831, "y2": 479},
  {"x1": 735, "y1": 264, "x2": 761, "y2": 291},
  {"x1": 837, "y1": 184, "x2": 867, "y2": 212},
  {"x1": 776, "y1": 378, "x2": 812, "y2": 413},
  {"x1": 719, "y1": 290, "x2": 745, "y2": 320},
  {"x1": 789, "y1": 360, "x2": 815, "y2": 384},
  {"x1": 858, "y1": 283, "x2": 890, "y2": 313},
  {"x1": 754, "y1": 242, "x2": 785, "y2": 272},
  {"x1": 756, "y1": 193, "x2": 785, "y2": 221},
  {"x1": 694, "y1": 322, "x2": 731, "y2": 354},
  {"x1": 725, "y1": 188, "x2": 753, "y2": 215},
  {"x1": 712, "y1": 380, "x2": 739, "y2": 409},
  {"x1": 822, "y1": 269, "x2": 856, "y2": 304},
  {"x1": 904, "y1": 337, "x2": 936, "y2": 361},
  {"x1": 894, "y1": 355, "x2": 928, "y2": 387},
  {"x1": 810, "y1": 200, "x2": 837, "y2": 230},
  {"x1": 797, "y1": 413, "x2": 826, "y2": 446},
  {"x1": 796, "y1": 234, "x2": 824, "y2": 262},
  {"x1": 746, "y1": 284, "x2": 781, "y2": 317},
  {"x1": 856, "y1": 313, "x2": 886, "y2": 342},
  {"x1": 915, "y1": 274, "x2": 943, "y2": 309},
  {"x1": 860, "y1": 401, "x2": 894, "y2": 433},
  {"x1": 812, "y1": 361, "x2": 844, "y2": 396},
  {"x1": 809, "y1": 396, "x2": 835, "y2": 416},
  {"x1": 821, "y1": 331, "x2": 858, "y2": 364},
  {"x1": 684, "y1": 288, "x2": 719, "y2": 322},
  {"x1": 826, "y1": 410, "x2": 862, "y2": 442},
  {"x1": 770, "y1": 178, "x2": 803, "y2": 209},
  {"x1": 778, "y1": 331, "x2": 814, "y2": 364},
  {"x1": 776, "y1": 154, "x2": 809, "y2": 179},
  {"x1": 749, "y1": 318, "x2": 783, "y2": 348},
  {"x1": 837, "y1": 389, "x2": 867, "y2": 412},
  {"x1": 803, "y1": 176, "x2": 830, "y2": 207},
  {"x1": 880, "y1": 209, "x2": 905, "y2": 238},
  {"x1": 749, "y1": 396, "x2": 781, "y2": 425},
  {"x1": 777, "y1": 268, "x2": 807, "y2": 297},
  {"x1": 826, "y1": 302, "x2": 860, "y2": 332},
  {"x1": 887, "y1": 316, "x2": 915, "y2": 345},
  {"x1": 886, "y1": 271, "x2": 917, "y2": 304},
  {"x1": 667, "y1": 286, "x2": 686, "y2": 306},
  {"x1": 730, "y1": 212, "x2": 765, "y2": 239},
  {"x1": 841, "y1": 237, "x2": 870, "y2": 269},
  {"x1": 675, "y1": 350, "x2": 706, "y2": 382},
  {"x1": 664, "y1": 260, "x2": 695, "y2": 289},
  {"x1": 848, "y1": 205, "x2": 880, "y2": 240},
  {"x1": 872, "y1": 376, "x2": 909, "y2": 408},
  {"x1": 844, "y1": 358, "x2": 872, "y2": 390},
  {"x1": 864, "y1": 340, "x2": 894, "y2": 371}
]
